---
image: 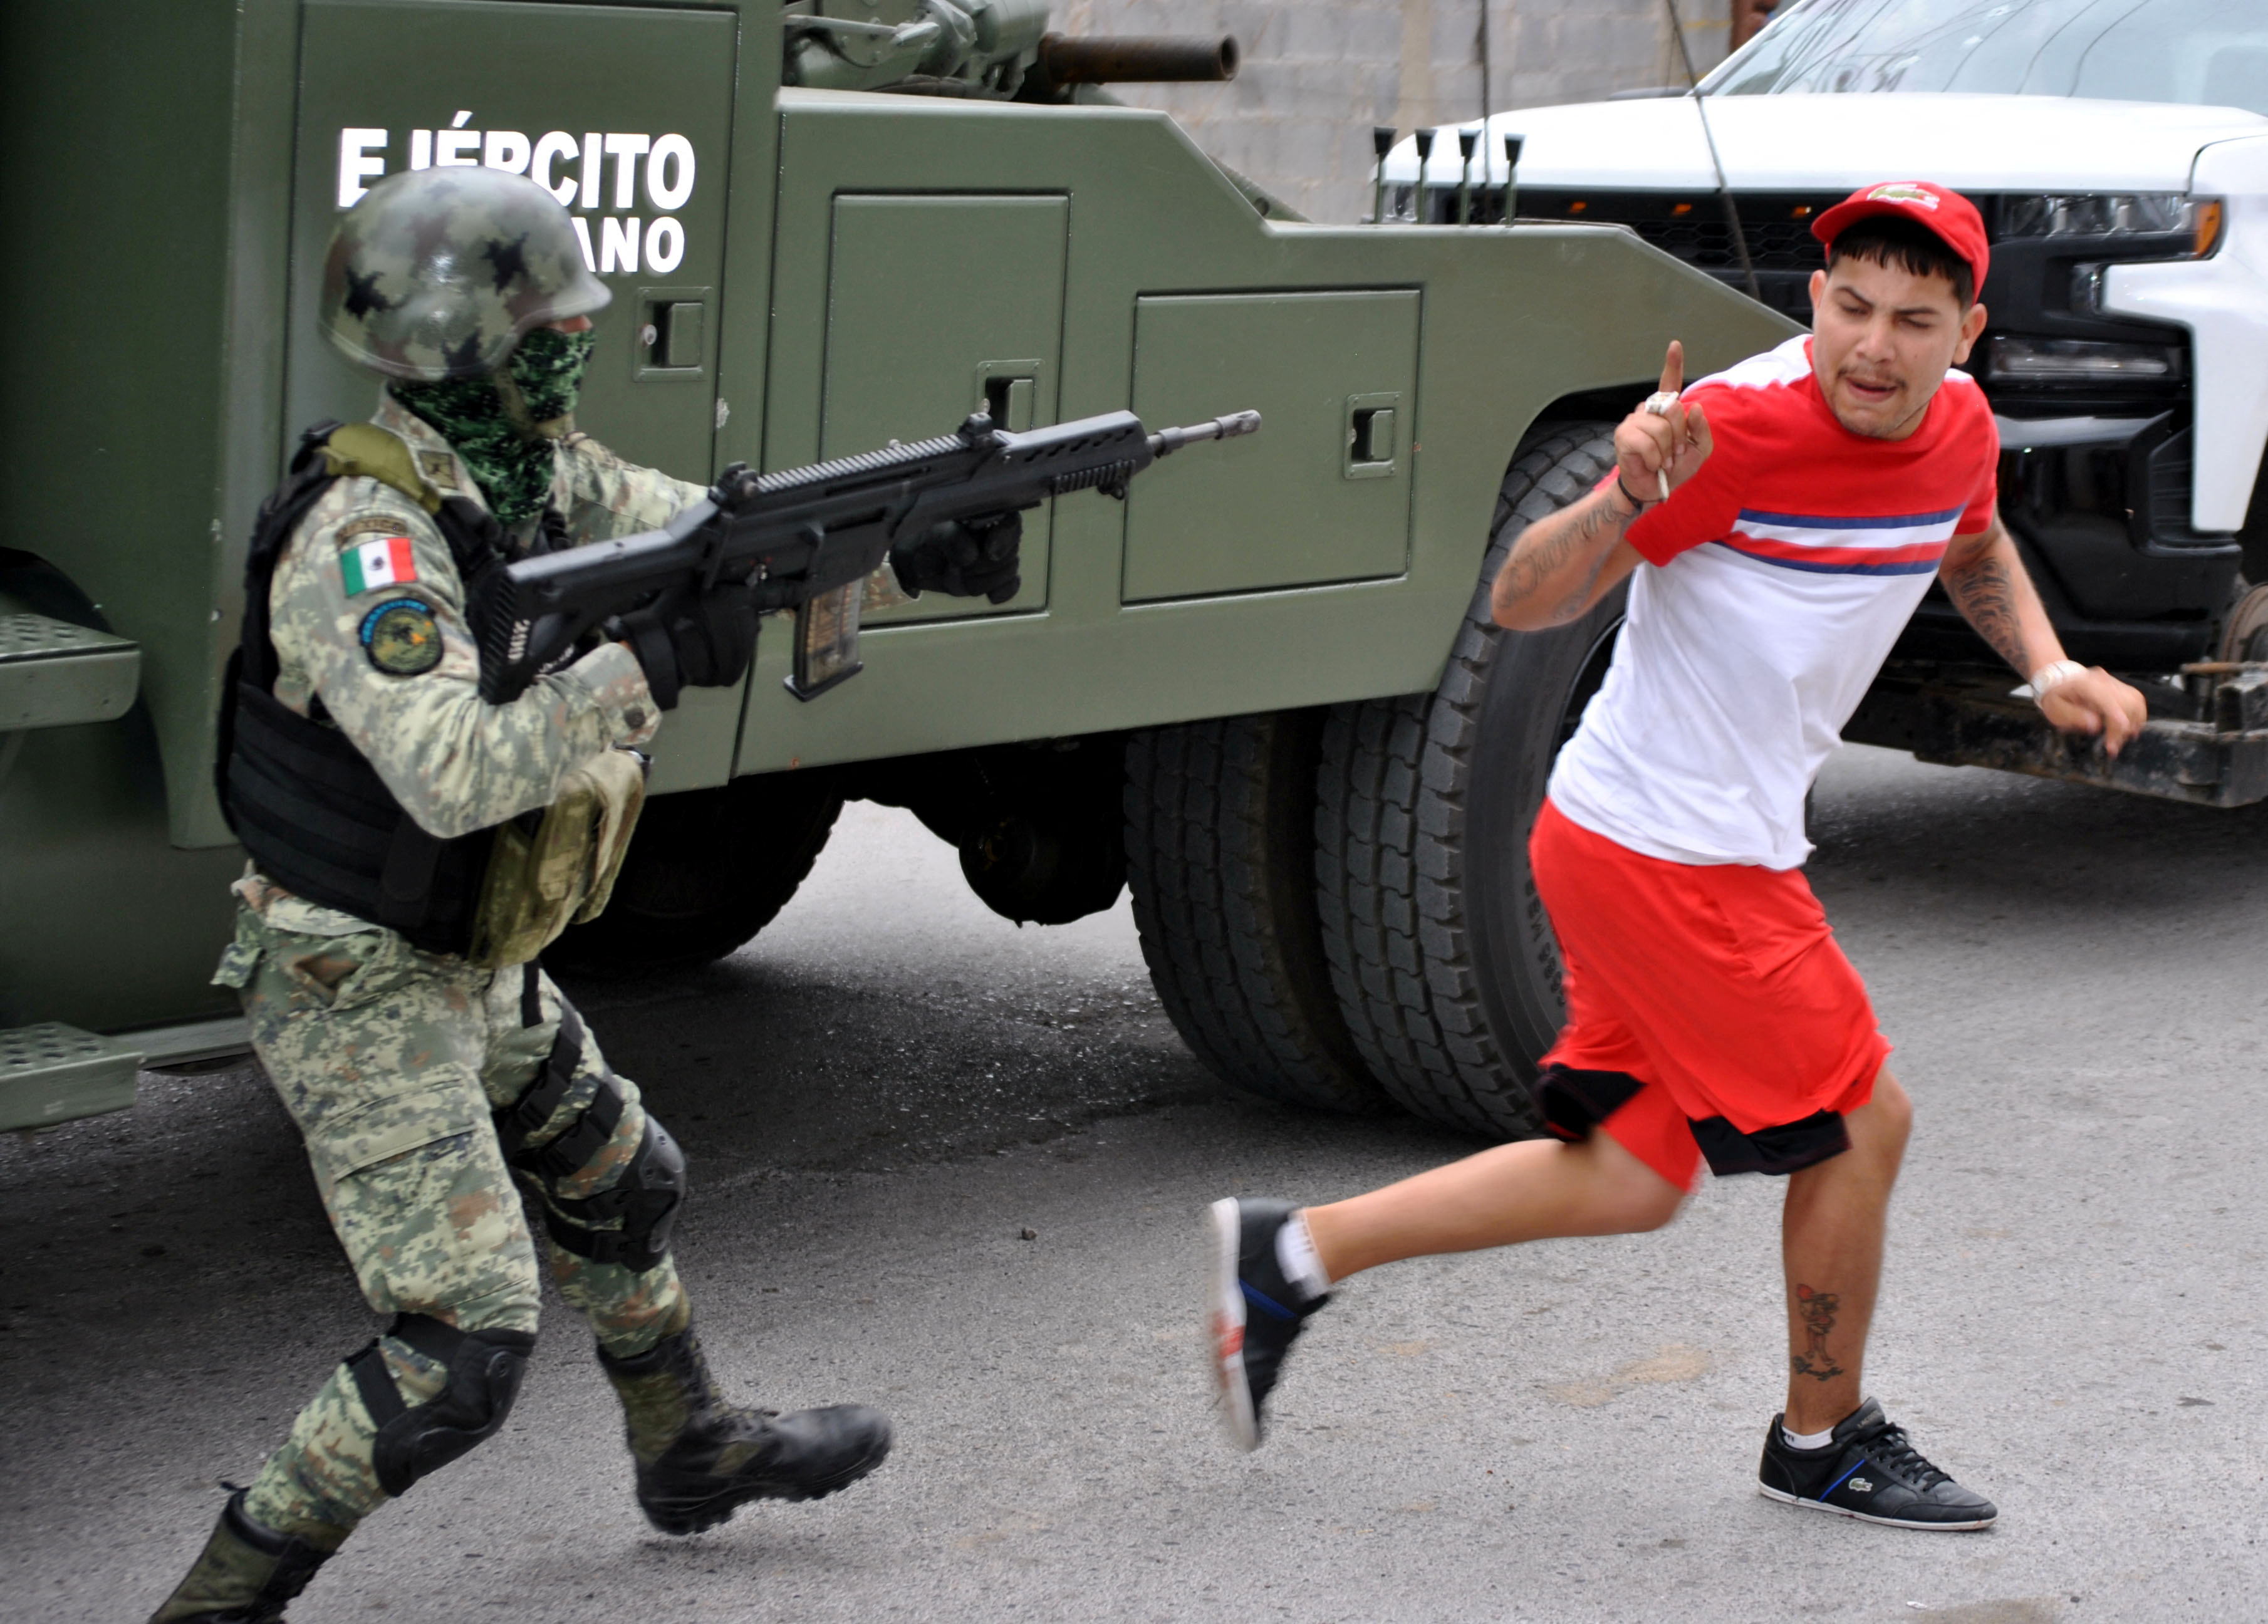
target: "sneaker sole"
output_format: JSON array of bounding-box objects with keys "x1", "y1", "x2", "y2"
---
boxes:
[
  {"x1": 1207, "y1": 1197, "x2": 1259, "y2": 1452},
  {"x1": 1757, "y1": 1482, "x2": 1995, "y2": 1532}
]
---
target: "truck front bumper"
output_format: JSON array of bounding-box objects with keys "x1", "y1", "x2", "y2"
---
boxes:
[{"x1": 1848, "y1": 660, "x2": 2268, "y2": 808}]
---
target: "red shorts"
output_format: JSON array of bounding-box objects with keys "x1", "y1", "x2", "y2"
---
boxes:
[{"x1": 1528, "y1": 798, "x2": 1890, "y2": 1192}]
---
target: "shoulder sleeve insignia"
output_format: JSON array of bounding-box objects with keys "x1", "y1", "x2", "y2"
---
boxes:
[
  {"x1": 358, "y1": 597, "x2": 444, "y2": 677},
  {"x1": 336, "y1": 515, "x2": 402, "y2": 543},
  {"x1": 417, "y1": 448, "x2": 461, "y2": 491},
  {"x1": 341, "y1": 534, "x2": 419, "y2": 595}
]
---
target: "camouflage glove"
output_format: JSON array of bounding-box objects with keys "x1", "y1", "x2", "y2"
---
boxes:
[
  {"x1": 610, "y1": 584, "x2": 758, "y2": 711},
  {"x1": 889, "y1": 511, "x2": 1022, "y2": 604}
]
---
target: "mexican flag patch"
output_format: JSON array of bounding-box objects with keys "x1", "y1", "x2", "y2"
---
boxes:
[{"x1": 341, "y1": 535, "x2": 417, "y2": 596}]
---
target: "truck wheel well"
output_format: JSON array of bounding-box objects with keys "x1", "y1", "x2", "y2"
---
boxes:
[
  {"x1": 0, "y1": 548, "x2": 113, "y2": 633},
  {"x1": 1527, "y1": 381, "x2": 1652, "y2": 435},
  {"x1": 841, "y1": 736, "x2": 1130, "y2": 927}
]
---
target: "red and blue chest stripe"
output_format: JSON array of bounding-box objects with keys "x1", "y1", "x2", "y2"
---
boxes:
[{"x1": 1709, "y1": 505, "x2": 1967, "y2": 577}]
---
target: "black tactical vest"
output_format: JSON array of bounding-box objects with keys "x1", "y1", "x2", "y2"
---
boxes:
[{"x1": 217, "y1": 421, "x2": 511, "y2": 955}]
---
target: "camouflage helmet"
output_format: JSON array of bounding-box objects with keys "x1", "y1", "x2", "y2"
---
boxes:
[{"x1": 320, "y1": 165, "x2": 611, "y2": 381}]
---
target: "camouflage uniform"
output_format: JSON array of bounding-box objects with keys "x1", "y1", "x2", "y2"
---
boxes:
[
  {"x1": 211, "y1": 393, "x2": 704, "y2": 1546},
  {"x1": 156, "y1": 162, "x2": 889, "y2": 1624}
]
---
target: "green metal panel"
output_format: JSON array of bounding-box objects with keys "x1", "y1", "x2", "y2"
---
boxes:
[
  {"x1": 287, "y1": 0, "x2": 745, "y2": 793},
  {"x1": 1123, "y1": 291, "x2": 1418, "y2": 602},
  {"x1": 820, "y1": 195, "x2": 1066, "y2": 625},
  {"x1": 195, "y1": 0, "x2": 313, "y2": 850},
  {"x1": 0, "y1": 707, "x2": 244, "y2": 1033},
  {"x1": 0, "y1": 0, "x2": 250, "y2": 849},
  {"x1": 735, "y1": 91, "x2": 1794, "y2": 777},
  {"x1": 0, "y1": 0, "x2": 255, "y2": 1036},
  {"x1": 286, "y1": 1, "x2": 737, "y2": 471}
]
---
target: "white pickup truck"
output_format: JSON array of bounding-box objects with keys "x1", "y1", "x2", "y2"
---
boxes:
[{"x1": 1383, "y1": 0, "x2": 2268, "y2": 802}]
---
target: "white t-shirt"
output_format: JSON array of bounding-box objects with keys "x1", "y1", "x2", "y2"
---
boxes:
[{"x1": 1546, "y1": 336, "x2": 2000, "y2": 870}]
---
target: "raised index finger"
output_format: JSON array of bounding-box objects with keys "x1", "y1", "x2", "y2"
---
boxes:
[{"x1": 1660, "y1": 339, "x2": 1685, "y2": 397}]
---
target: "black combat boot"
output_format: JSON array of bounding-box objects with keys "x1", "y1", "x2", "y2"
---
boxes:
[
  {"x1": 597, "y1": 1319, "x2": 892, "y2": 1536},
  {"x1": 148, "y1": 1490, "x2": 341, "y2": 1623}
]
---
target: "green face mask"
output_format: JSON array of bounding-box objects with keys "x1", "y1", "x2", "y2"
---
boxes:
[
  {"x1": 390, "y1": 326, "x2": 596, "y2": 524},
  {"x1": 507, "y1": 324, "x2": 596, "y2": 424}
]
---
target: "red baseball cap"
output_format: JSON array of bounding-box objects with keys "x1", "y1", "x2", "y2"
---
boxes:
[{"x1": 1812, "y1": 180, "x2": 1989, "y2": 299}]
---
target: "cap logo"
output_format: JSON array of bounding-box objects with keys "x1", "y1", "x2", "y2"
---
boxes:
[{"x1": 1866, "y1": 182, "x2": 1938, "y2": 210}]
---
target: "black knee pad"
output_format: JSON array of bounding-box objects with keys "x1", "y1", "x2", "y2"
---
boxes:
[
  {"x1": 543, "y1": 1116, "x2": 687, "y2": 1273},
  {"x1": 492, "y1": 996, "x2": 688, "y2": 1273},
  {"x1": 347, "y1": 1313, "x2": 537, "y2": 1497}
]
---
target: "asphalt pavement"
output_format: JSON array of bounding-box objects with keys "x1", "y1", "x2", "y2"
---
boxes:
[{"x1": 4, "y1": 744, "x2": 2262, "y2": 1623}]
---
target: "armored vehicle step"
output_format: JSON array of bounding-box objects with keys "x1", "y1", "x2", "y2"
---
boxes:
[
  {"x1": 0, "y1": 1024, "x2": 142, "y2": 1132},
  {"x1": 0, "y1": 613, "x2": 139, "y2": 731}
]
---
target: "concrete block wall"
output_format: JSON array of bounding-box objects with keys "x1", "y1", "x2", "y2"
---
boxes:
[{"x1": 1053, "y1": 0, "x2": 1732, "y2": 223}]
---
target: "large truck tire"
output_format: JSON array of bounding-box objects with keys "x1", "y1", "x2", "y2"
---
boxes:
[
  {"x1": 547, "y1": 772, "x2": 843, "y2": 976},
  {"x1": 1125, "y1": 713, "x2": 1394, "y2": 1115},
  {"x1": 1314, "y1": 423, "x2": 1625, "y2": 1138}
]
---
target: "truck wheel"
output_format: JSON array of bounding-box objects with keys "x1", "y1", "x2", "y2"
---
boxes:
[
  {"x1": 1314, "y1": 422, "x2": 1624, "y2": 1137},
  {"x1": 547, "y1": 773, "x2": 843, "y2": 976},
  {"x1": 2219, "y1": 580, "x2": 2268, "y2": 662},
  {"x1": 1125, "y1": 712, "x2": 1394, "y2": 1115}
]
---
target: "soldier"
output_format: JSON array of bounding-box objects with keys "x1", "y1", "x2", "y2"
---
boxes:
[{"x1": 150, "y1": 166, "x2": 1015, "y2": 1623}]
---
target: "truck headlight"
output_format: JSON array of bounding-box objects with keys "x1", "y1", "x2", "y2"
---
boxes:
[
  {"x1": 1986, "y1": 336, "x2": 2185, "y2": 382},
  {"x1": 2000, "y1": 193, "x2": 2222, "y2": 256}
]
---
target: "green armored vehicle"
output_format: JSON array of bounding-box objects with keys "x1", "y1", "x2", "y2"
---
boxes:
[{"x1": 0, "y1": 0, "x2": 1790, "y2": 1140}]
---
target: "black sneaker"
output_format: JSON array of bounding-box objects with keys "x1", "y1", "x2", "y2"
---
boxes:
[
  {"x1": 1207, "y1": 1197, "x2": 1328, "y2": 1451},
  {"x1": 1758, "y1": 1398, "x2": 1997, "y2": 1531}
]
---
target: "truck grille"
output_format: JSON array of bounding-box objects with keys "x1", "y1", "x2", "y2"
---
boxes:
[
  {"x1": 1407, "y1": 187, "x2": 1844, "y2": 318},
  {"x1": 1625, "y1": 211, "x2": 1827, "y2": 273}
]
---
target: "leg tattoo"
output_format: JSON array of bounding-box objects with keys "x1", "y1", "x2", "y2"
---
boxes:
[{"x1": 1789, "y1": 1284, "x2": 1846, "y2": 1383}]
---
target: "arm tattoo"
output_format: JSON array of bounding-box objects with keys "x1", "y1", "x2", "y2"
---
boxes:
[
  {"x1": 1940, "y1": 549, "x2": 2032, "y2": 675},
  {"x1": 1499, "y1": 491, "x2": 1631, "y2": 623},
  {"x1": 1789, "y1": 1284, "x2": 1846, "y2": 1383}
]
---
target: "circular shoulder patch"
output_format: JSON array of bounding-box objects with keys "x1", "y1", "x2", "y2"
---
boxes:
[{"x1": 359, "y1": 597, "x2": 443, "y2": 676}]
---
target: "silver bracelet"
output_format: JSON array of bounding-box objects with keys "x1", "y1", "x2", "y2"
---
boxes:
[{"x1": 2026, "y1": 659, "x2": 2086, "y2": 704}]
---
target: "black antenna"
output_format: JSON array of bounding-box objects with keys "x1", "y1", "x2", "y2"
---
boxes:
[
  {"x1": 1372, "y1": 125, "x2": 1397, "y2": 224},
  {"x1": 1413, "y1": 128, "x2": 1435, "y2": 222},
  {"x1": 1662, "y1": 0, "x2": 1760, "y2": 301}
]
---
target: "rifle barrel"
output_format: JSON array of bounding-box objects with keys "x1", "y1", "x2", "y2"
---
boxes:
[{"x1": 1149, "y1": 409, "x2": 1262, "y2": 457}]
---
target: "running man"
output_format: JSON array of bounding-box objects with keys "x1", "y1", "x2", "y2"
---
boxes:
[{"x1": 1206, "y1": 181, "x2": 2146, "y2": 1531}]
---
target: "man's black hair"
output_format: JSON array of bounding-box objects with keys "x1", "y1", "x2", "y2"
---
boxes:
[{"x1": 1826, "y1": 216, "x2": 1974, "y2": 308}]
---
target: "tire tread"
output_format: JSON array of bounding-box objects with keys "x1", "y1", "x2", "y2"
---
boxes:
[
  {"x1": 1314, "y1": 424, "x2": 1619, "y2": 1135},
  {"x1": 1126, "y1": 714, "x2": 1388, "y2": 1114}
]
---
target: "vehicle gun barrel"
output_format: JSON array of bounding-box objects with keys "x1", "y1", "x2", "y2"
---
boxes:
[{"x1": 1034, "y1": 33, "x2": 1239, "y2": 84}]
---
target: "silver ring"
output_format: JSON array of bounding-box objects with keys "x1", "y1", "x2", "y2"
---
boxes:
[{"x1": 1643, "y1": 391, "x2": 1680, "y2": 415}]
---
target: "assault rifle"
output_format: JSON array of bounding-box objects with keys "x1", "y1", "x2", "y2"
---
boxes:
[{"x1": 472, "y1": 405, "x2": 1262, "y2": 704}]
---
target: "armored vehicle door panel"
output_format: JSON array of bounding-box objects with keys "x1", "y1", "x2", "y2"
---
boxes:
[
  {"x1": 1123, "y1": 291, "x2": 1419, "y2": 603},
  {"x1": 733, "y1": 94, "x2": 1786, "y2": 781},
  {"x1": 285, "y1": 1, "x2": 741, "y2": 792},
  {"x1": 819, "y1": 195, "x2": 1067, "y2": 623}
]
